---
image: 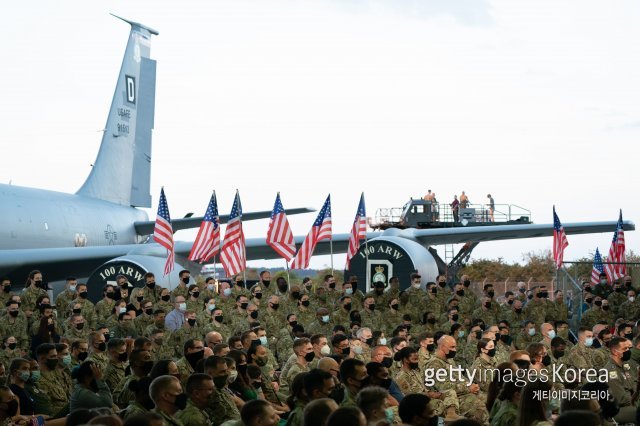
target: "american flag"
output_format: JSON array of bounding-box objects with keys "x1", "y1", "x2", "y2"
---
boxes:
[
  {"x1": 345, "y1": 193, "x2": 367, "y2": 269},
  {"x1": 604, "y1": 210, "x2": 626, "y2": 282},
  {"x1": 153, "y1": 188, "x2": 175, "y2": 275},
  {"x1": 188, "y1": 191, "x2": 221, "y2": 263},
  {"x1": 290, "y1": 195, "x2": 332, "y2": 269},
  {"x1": 591, "y1": 248, "x2": 605, "y2": 285},
  {"x1": 552, "y1": 206, "x2": 569, "y2": 269},
  {"x1": 219, "y1": 191, "x2": 245, "y2": 276},
  {"x1": 266, "y1": 193, "x2": 296, "y2": 261}
]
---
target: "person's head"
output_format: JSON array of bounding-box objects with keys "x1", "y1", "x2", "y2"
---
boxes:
[
  {"x1": 526, "y1": 342, "x2": 549, "y2": 368},
  {"x1": 356, "y1": 386, "x2": 389, "y2": 423},
  {"x1": 36, "y1": 343, "x2": 58, "y2": 371},
  {"x1": 396, "y1": 346, "x2": 419, "y2": 370},
  {"x1": 294, "y1": 337, "x2": 314, "y2": 363},
  {"x1": 339, "y1": 358, "x2": 367, "y2": 392},
  {"x1": 240, "y1": 399, "x2": 280, "y2": 426},
  {"x1": 436, "y1": 335, "x2": 457, "y2": 359},
  {"x1": 185, "y1": 373, "x2": 214, "y2": 408},
  {"x1": 365, "y1": 362, "x2": 392, "y2": 390},
  {"x1": 317, "y1": 357, "x2": 340, "y2": 378},
  {"x1": 183, "y1": 339, "x2": 205, "y2": 368},
  {"x1": 304, "y1": 368, "x2": 335, "y2": 400},
  {"x1": 578, "y1": 327, "x2": 594, "y2": 347},
  {"x1": 371, "y1": 345, "x2": 393, "y2": 367},
  {"x1": 303, "y1": 398, "x2": 339, "y2": 426},
  {"x1": 8, "y1": 358, "x2": 30, "y2": 385},
  {"x1": 399, "y1": 393, "x2": 434, "y2": 426},
  {"x1": 107, "y1": 338, "x2": 127, "y2": 363},
  {"x1": 173, "y1": 296, "x2": 186, "y2": 312},
  {"x1": 0, "y1": 386, "x2": 18, "y2": 419},
  {"x1": 477, "y1": 338, "x2": 496, "y2": 359},
  {"x1": 610, "y1": 336, "x2": 632, "y2": 362},
  {"x1": 149, "y1": 375, "x2": 185, "y2": 414},
  {"x1": 326, "y1": 407, "x2": 367, "y2": 426}
]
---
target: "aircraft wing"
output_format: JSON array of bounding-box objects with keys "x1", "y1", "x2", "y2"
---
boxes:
[
  {"x1": 133, "y1": 207, "x2": 315, "y2": 235},
  {"x1": 391, "y1": 220, "x2": 635, "y2": 246}
]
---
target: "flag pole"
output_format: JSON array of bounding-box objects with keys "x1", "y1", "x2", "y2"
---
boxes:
[
  {"x1": 330, "y1": 238, "x2": 334, "y2": 275},
  {"x1": 285, "y1": 260, "x2": 291, "y2": 286}
]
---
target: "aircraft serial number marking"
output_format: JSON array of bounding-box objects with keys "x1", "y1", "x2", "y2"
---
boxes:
[
  {"x1": 117, "y1": 108, "x2": 131, "y2": 119},
  {"x1": 117, "y1": 123, "x2": 130, "y2": 135}
]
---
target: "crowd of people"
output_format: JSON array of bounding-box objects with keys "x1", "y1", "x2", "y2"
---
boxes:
[{"x1": 0, "y1": 268, "x2": 637, "y2": 426}]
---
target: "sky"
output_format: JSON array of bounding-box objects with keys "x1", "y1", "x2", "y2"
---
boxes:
[{"x1": 0, "y1": 0, "x2": 638, "y2": 271}]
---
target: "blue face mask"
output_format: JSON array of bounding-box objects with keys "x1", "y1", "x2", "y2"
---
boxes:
[
  {"x1": 29, "y1": 370, "x2": 41, "y2": 383},
  {"x1": 585, "y1": 337, "x2": 593, "y2": 347},
  {"x1": 385, "y1": 407, "x2": 394, "y2": 423},
  {"x1": 19, "y1": 371, "x2": 30, "y2": 382}
]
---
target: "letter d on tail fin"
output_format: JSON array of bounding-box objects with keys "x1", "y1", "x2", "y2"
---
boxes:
[{"x1": 76, "y1": 15, "x2": 158, "y2": 208}]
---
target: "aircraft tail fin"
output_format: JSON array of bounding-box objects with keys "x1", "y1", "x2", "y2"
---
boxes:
[{"x1": 76, "y1": 15, "x2": 158, "y2": 208}]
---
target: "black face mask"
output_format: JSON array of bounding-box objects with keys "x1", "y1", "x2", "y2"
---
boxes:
[
  {"x1": 213, "y1": 374, "x2": 229, "y2": 389},
  {"x1": 187, "y1": 318, "x2": 196, "y2": 327},
  {"x1": 426, "y1": 343, "x2": 435, "y2": 352},
  {"x1": 585, "y1": 298, "x2": 593, "y2": 304},
  {"x1": 379, "y1": 377, "x2": 392, "y2": 389},
  {"x1": 214, "y1": 315, "x2": 224, "y2": 323},
  {"x1": 291, "y1": 291, "x2": 300, "y2": 300},
  {"x1": 8, "y1": 311, "x2": 18, "y2": 318},
  {"x1": 541, "y1": 355, "x2": 551, "y2": 366},
  {"x1": 341, "y1": 347, "x2": 350, "y2": 356},
  {"x1": 328, "y1": 283, "x2": 336, "y2": 289},
  {"x1": 289, "y1": 321, "x2": 297, "y2": 327},
  {"x1": 375, "y1": 288, "x2": 384, "y2": 295},
  {"x1": 254, "y1": 293, "x2": 263, "y2": 300},
  {"x1": 507, "y1": 299, "x2": 514, "y2": 305},
  {"x1": 182, "y1": 277, "x2": 190, "y2": 285},
  {"x1": 430, "y1": 287, "x2": 437, "y2": 294},
  {"x1": 79, "y1": 292, "x2": 88, "y2": 299},
  {"x1": 46, "y1": 358, "x2": 58, "y2": 370},
  {"x1": 145, "y1": 308, "x2": 153, "y2": 315},
  {"x1": 250, "y1": 311, "x2": 258, "y2": 319},
  {"x1": 485, "y1": 302, "x2": 492, "y2": 309},
  {"x1": 539, "y1": 292, "x2": 548, "y2": 298},
  {"x1": 76, "y1": 323, "x2": 85, "y2": 330},
  {"x1": 344, "y1": 303, "x2": 352, "y2": 311},
  {"x1": 463, "y1": 280, "x2": 471, "y2": 287},
  {"x1": 191, "y1": 292, "x2": 199, "y2": 299},
  {"x1": 584, "y1": 286, "x2": 592, "y2": 293},
  {"x1": 486, "y1": 348, "x2": 496, "y2": 357},
  {"x1": 594, "y1": 300, "x2": 602, "y2": 307},
  {"x1": 381, "y1": 357, "x2": 393, "y2": 368},
  {"x1": 146, "y1": 281, "x2": 156, "y2": 289},
  {"x1": 446, "y1": 350, "x2": 456, "y2": 359},
  {"x1": 161, "y1": 295, "x2": 171, "y2": 302},
  {"x1": 409, "y1": 361, "x2": 419, "y2": 370},
  {"x1": 514, "y1": 359, "x2": 530, "y2": 369},
  {"x1": 553, "y1": 350, "x2": 565, "y2": 359},
  {"x1": 475, "y1": 331, "x2": 482, "y2": 340},
  {"x1": 240, "y1": 302, "x2": 248, "y2": 310},
  {"x1": 365, "y1": 337, "x2": 374, "y2": 346},
  {"x1": 602, "y1": 305, "x2": 610, "y2": 311},
  {"x1": 236, "y1": 281, "x2": 245, "y2": 288},
  {"x1": 487, "y1": 291, "x2": 495, "y2": 298},
  {"x1": 2, "y1": 286, "x2": 10, "y2": 294},
  {"x1": 304, "y1": 352, "x2": 316, "y2": 362},
  {"x1": 527, "y1": 294, "x2": 533, "y2": 300},
  {"x1": 456, "y1": 290, "x2": 464, "y2": 297},
  {"x1": 173, "y1": 393, "x2": 188, "y2": 410},
  {"x1": 106, "y1": 292, "x2": 114, "y2": 299},
  {"x1": 615, "y1": 287, "x2": 623, "y2": 293},
  {"x1": 262, "y1": 280, "x2": 271, "y2": 287},
  {"x1": 390, "y1": 303, "x2": 399, "y2": 311},
  {"x1": 118, "y1": 352, "x2": 128, "y2": 362},
  {"x1": 451, "y1": 314, "x2": 459, "y2": 322},
  {"x1": 368, "y1": 304, "x2": 375, "y2": 311},
  {"x1": 518, "y1": 288, "x2": 525, "y2": 293},
  {"x1": 622, "y1": 350, "x2": 632, "y2": 362},
  {"x1": 427, "y1": 317, "x2": 436, "y2": 325},
  {"x1": 270, "y1": 303, "x2": 279, "y2": 310},
  {"x1": 96, "y1": 342, "x2": 107, "y2": 352},
  {"x1": 186, "y1": 350, "x2": 204, "y2": 368},
  {"x1": 278, "y1": 284, "x2": 288, "y2": 293},
  {"x1": 515, "y1": 308, "x2": 522, "y2": 314},
  {"x1": 500, "y1": 335, "x2": 512, "y2": 345},
  {"x1": 301, "y1": 300, "x2": 310, "y2": 307}
]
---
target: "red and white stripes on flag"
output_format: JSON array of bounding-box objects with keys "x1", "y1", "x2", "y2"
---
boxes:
[
  {"x1": 604, "y1": 210, "x2": 626, "y2": 282},
  {"x1": 188, "y1": 191, "x2": 221, "y2": 263},
  {"x1": 266, "y1": 193, "x2": 296, "y2": 261},
  {"x1": 345, "y1": 192, "x2": 367, "y2": 269},
  {"x1": 552, "y1": 206, "x2": 569, "y2": 269},
  {"x1": 219, "y1": 191, "x2": 246, "y2": 276},
  {"x1": 290, "y1": 195, "x2": 332, "y2": 270},
  {"x1": 153, "y1": 188, "x2": 175, "y2": 275},
  {"x1": 591, "y1": 248, "x2": 605, "y2": 285}
]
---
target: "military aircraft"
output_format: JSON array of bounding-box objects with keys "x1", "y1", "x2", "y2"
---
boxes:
[{"x1": 0, "y1": 16, "x2": 633, "y2": 299}]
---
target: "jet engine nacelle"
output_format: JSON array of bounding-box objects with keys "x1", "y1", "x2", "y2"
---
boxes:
[
  {"x1": 345, "y1": 235, "x2": 439, "y2": 293},
  {"x1": 87, "y1": 255, "x2": 183, "y2": 302}
]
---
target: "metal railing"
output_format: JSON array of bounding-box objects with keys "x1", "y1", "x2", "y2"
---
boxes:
[{"x1": 556, "y1": 267, "x2": 584, "y2": 331}]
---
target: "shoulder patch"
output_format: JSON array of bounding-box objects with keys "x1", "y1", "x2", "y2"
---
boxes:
[{"x1": 609, "y1": 370, "x2": 618, "y2": 379}]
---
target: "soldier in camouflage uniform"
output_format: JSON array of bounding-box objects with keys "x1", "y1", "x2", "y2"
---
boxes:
[
  {"x1": 425, "y1": 335, "x2": 489, "y2": 424},
  {"x1": 68, "y1": 283, "x2": 97, "y2": 330},
  {"x1": 306, "y1": 308, "x2": 334, "y2": 337},
  {"x1": 0, "y1": 337, "x2": 21, "y2": 371},
  {"x1": 564, "y1": 327, "x2": 597, "y2": 381},
  {"x1": 176, "y1": 373, "x2": 213, "y2": 426},
  {"x1": 383, "y1": 298, "x2": 404, "y2": 335},
  {"x1": 619, "y1": 289, "x2": 640, "y2": 322},
  {"x1": 139, "y1": 272, "x2": 163, "y2": 304},
  {"x1": 21, "y1": 270, "x2": 48, "y2": 319},
  {"x1": 169, "y1": 312, "x2": 203, "y2": 358},
  {"x1": 331, "y1": 297, "x2": 353, "y2": 329},
  {"x1": 36, "y1": 343, "x2": 71, "y2": 417},
  {"x1": 201, "y1": 308, "x2": 231, "y2": 339},
  {"x1": 591, "y1": 273, "x2": 612, "y2": 299},
  {"x1": 550, "y1": 290, "x2": 569, "y2": 322},
  {"x1": 523, "y1": 286, "x2": 551, "y2": 326},
  {"x1": 513, "y1": 320, "x2": 542, "y2": 350},
  {"x1": 113, "y1": 348, "x2": 154, "y2": 408},
  {"x1": 364, "y1": 281, "x2": 387, "y2": 310},
  {"x1": 581, "y1": 297, "x2": 608, "y2": 329},
  {"x1": 0, "y1": 301, "x2": 29, "y2": 353},
  {"x1": 284, "y1": 338, "x2": 313, "y2": 388},
  {"x1": 471, "y1": 298, "x2": 497, "y2": 326},
  {"x1": 293, "y1": 294, "x2": 315, "y2": 326},
  {"x1": 359, "y1": 297, "x2": 382, "y2": 330},
  {"x1": 94, "y1": 285, "x2": 117, "y2": 325},
  {"x1": 104, "y1": 338, "x2": 128, "y2": 394},
  {"x1": 171, "y1": 270, "x2": 191, "y2": 300},
  {"x1": 54, "y1": 277, "x2": 77, "y2": 321},
  {"x1": 65, "y1": 314, "x2": 90, "y2": 341},
  {"x1": 503, "y1": 300, "x2": 526, "y2": 327},
  {"x1": 149, "y1": 328, "x2": 174, "y2": 362},
  {"x1": 134, "y1": 300, "x2": 155, "y2": 335},
  {"x1": 604, "y1": 337, "x2": 638, "y2": 423},
  {"x1": 205, "y1": 355, "x2": 242, "y2": 425},
  {"x1": 469, "y1": 339, "x2": 498, "y2": 392}
]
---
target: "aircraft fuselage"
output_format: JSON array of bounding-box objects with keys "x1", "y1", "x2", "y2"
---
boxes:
[{"x1": 0, "y1": 183, "x2": 148, "y2": 251}]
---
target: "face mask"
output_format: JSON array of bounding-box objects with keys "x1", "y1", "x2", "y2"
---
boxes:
[
  {"x1": 345, "y1": 288, "x2": 353, "y2": 295},
  {"x1": 458, "y1": 330, "x2": 466, "y2": 338},
  {"x1": 553, "y1": 350, "x2": 565, "y2": 359},
  {"x1": 96, "y1": 342, "x2": 107, "y2": 352},
  {"x1": 426, "y1": 343, "x2": 435, "y2": 352},
  {"x1": 630, "y1": 297, "x2": 636, "y2": 302},
  {"x1": 451, "y1": 314, "x2": 459, "y2": 322},
  {"x1": 173, "y1": 393, "x2": 188, "y2": 410},
  {"x1": 379, "y1": 337, "x2": 388, "y2": 346},
  {"x1": 291, "y1": 291, "x2": 300, "y2": 300},
  {"x1": 191, "y1": 292, "x2": 200, "y2": 299},
  {"x1": 301, "y1": 300, "x2": 310, "y2": 307},
  {"x1": 528, "y1": 328, "x2": 536, "y2": 336},
  {"x1": 62, "y1": 354, "x2": 72, "y2": 366},
  {"x1": 602, "y1": 305, "x2": 610, "y2": 311},
  {"x1": 615, "y1": 287, "x2": 623, "y2": 293},
  {"x1": 255, "y1": 356, "x2": 268, "y2": 367},
  {"x1": 625, "y1": 333, "x2": 634, "y2": 340},
  {"x1": 487, "y1": 291, "x2": 495, "y2": 298},
  {"x1": 19, "y1": 371, "x2": 31, "y2": 382},
  {"x1": 258, "y1": 336, "x2": 267, "y2": 346},
  {"x1": 254, "y1": 292, "x2": 263, "y2": 300},
  {"x1": 117, "y1": 352, "x2": 128, "y2": 362},
  {"x1": 186, "y1": 350, "x2": 204, "y2": 368},
  {"x1": 46, "y1": 359, "x2": 58, "y2": 370},
  {"x1": 456, "y1": 290, "x2": 464, "y2": 297},
  {"x1": 585, "y1": 297, "x2": 593, "y2": 303},
  {"x1": 207, "y1": 284, "x2": 215, "y2": 291},
  {"x1": 78, "y1": 351, "x2": 89, "y2": 362},
  {"x1": 227, "y1": 370, "x2": 238, "y2": 383},
  {"x1": 547, "y1": 330, "x2": 556, "y2": 339},
  {"x1": 8, "y1": 310, "x2": 18, "y2": 318},
  {"x1": 368, "y1": 304, "x2": 376, "y2": 311},
  {"x1": 527, "y1": 294, "x2": 533, "y2": 300},
  {"x1": 205, "y1": 304, "x2": 216, "y2": 312},
  {"x1": 105, "y1": 292, "x2": 114, "y2": 299},
  {"x1": 146, "y1": 281, "x2": 156, "y2": 289},
  {"x1": 427, "y1": 317, "x2": 436, "y2": 325},
  {"x1": 446, "y1": 349, "x2": 456, "y2": 359},
  {"x1": 500, "y1": 335, "x2": 512, "y2": 345},
  {"x1": 320, "y1": 344, "x2": 331, "y2": 356},
  {"x1": 353, "y1": 346, "x2": 363, "y2": 355},
  {"x1": 381, "y1": 356, "x2": 393, "y2": 368},
  {"x1": 463, "y1": 280, "x2": 471, "y2": 287},
  {"x1": 539, "y1": 292, "x2": 548, "y2": 298},
  {"x1": 409, "y1": 361, "x2": 419, "y2": 370},
  {"x1": 222, "y1": 288, "x2": 232, "y2": 297},
  {"x1": 214, "y1": 315, "x2": 224, "y2": 323},
  {"x1": 178, "y1": 303, "x2": 187, "y2": 312},
  {"x1": 474, "y1": 331, "x2": 482, "y2": 340},
  {"x1": 600, "y1": 280, "x2": 607, "y2": 285},
  {"x1": 119, "y1": 307, "x2": 127, "y2": 314},
  {"x1": 518, "y1": 287, "x2": 525, "y2": 293},
  {"x1": 515, "y1": 308, "x2": 522, "y2": 314},
  {"x1": 541, "y1": 355, "x2": 551, "y2": 366},
  {"x1": 583, "y1": 337, "x2": 593, "y2": 347},
  {"x1": 344, "y1": 303, "x2": 352, "y2": 311},
  {"x1": 250, "y1": 311, "x2": 259, "y2": 319},
  {"x1": 486, "y1": 348, "x2": 496, "y2": 357},
  {"x1": 187, "y1": 318, "x2": 196, "y2": 327},
  {"x1": 7, "y1": 343, "x2": 16, "y2": 351},
  {"x1": 364, "y1": 337, "x2": 374, "y2": 346},
  {"x1": 240, "y1": 302, "x2": 248, "y2": 310},
  {"x1": 430, "y1": 287, "x2": 437, "y2": 294},
  {"x1": 594, "y1": 300, "x2": 602, "y2": 306},
  {"x1": 161, "y1": 295, "x2": 171, "y2": 302},
  {"x1": 304, "y1": 352, "x2": 316, "y2": 362},
  {"x1": 270, "y1": 303, "x2": 279, "y2": 310},
  {"x1": 328, "y1": 283, "x2": 336, "y2": 290},
  {"x1": 79, "y1": 292, "x2": 88, "y2": 299},
  {"x1": 413, "y1": 283, "x2": 421, "y2": 289},
  {"x1": 507, "y1": 299, "x2": 514, "y2": 305},
  {"x1": 322, "y1": 315, "x2": 330, "y2": 323},
  {"x1": 69, "y1": 285, "x2": 77, "y2": 292},
  {"x1": 514, "y1": 359, "x2": 530, "y2": 369},
  {"x1": 622, "y1": 350, "x2": 632, "y2": 362},
  {"x1": 485, "y1": 302, "x2": 491, "y2": 309},
  {"x1": 341, "y1": 347, "x2": 351, "y2": 356}
]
